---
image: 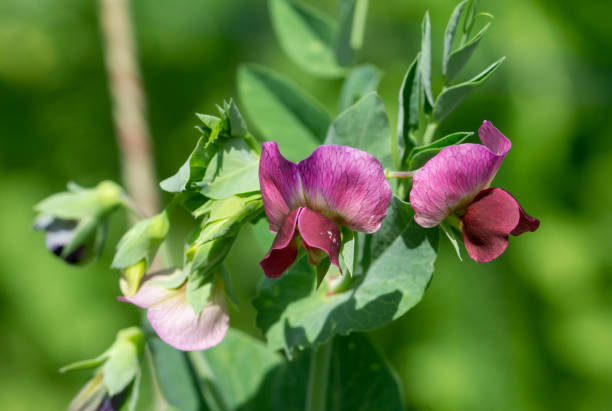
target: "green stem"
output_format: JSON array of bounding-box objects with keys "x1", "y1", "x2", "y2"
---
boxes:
[
  {"x1": 188, "y1": 351, "x2": 229, "y2": 411},
  {"x1": 422, "y1": 122, "x2": 438, "y2": 145},
  {"x1": 305, "y1": 341, "x2": 333, "y2": 411}
]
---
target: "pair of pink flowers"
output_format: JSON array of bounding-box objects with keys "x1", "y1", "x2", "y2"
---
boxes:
[
  {"x1": 260, "y1": 120, "x2": 539, "y2": 278},
  {"x1": 121, "y1": 120, "x2": 538, "y2": 352}
]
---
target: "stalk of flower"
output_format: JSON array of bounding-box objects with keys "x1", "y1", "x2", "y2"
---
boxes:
[
  {"x1": 409, "y1": 120, "x2": 540, "y2": 262},
  {"x1": 259, "y1": 142, "x2": 392, "y2": 278}
]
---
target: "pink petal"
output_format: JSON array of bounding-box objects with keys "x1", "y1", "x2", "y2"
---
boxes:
[
  {"x1": 478, "y1": 120, "x2": 512, "y2": 156},
  {"x1": 259, "y1": 142, "x2": 305, "y2": 232},
  {"x1": 118, "y1": 269, "x2": 183, "y2": 308},
  {"x1": 410, "y1": 121, "x2": 511, "y2": 227},
  {"x1": 461, "y1": 188, "x2": 538, "y2": 263},
  {"x1": 297, "y1": 145, "x2": 391, "y2": 233},
  {"x1": 260, "y1": 208, "x2": 302, "y2": 278},
  {"x1": 297, "y1": 208, "x2": 341, "y2": 268},
  {"x1": 147, "y1": 279, "x2": 229, "y2": 351}
]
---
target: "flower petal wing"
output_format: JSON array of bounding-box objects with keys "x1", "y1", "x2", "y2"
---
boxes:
[
  {"x1": 118, "y1": 268, "x2": 183, "y2": 308},
  {"x1": 259, "y1": 142, "x2": 305, "y2": 232},
  {"x1": 297, "y1": 145, "x2": 391, "y2": 233},
  {"x1": 260, "y1": 208, "x2": 302, "y2": 278},
  {"x1": 460, "y1": 188, "x2": 521, "y2": 262},
  {"x1": 297, "y1": 208, "x2": 341, "y2": 269},
  {"x1": 146, "y1": 279, "x2": 229, "y2": 351}
]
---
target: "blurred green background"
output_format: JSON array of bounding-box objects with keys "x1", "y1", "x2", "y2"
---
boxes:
[{"x1": 1, "y1": 0, "x2": 611, "y2": 409}]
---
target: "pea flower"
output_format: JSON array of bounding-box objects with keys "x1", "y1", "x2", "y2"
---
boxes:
[
  {"x1": 409, "y1": 121, "x2": 539, "y2": 262},
  {"x1": 119, "y1": 268, "x2": 229, "y2": 351},
  {"x1": 259, "y1": 142, "x2": 391, "y2": 278}
]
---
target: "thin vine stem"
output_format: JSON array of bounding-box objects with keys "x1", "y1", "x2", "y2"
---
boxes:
[{"x1": 305, "y1": 340, "x2": 333, "y2": 411}]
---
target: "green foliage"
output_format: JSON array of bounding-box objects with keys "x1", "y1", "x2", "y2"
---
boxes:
[
  {"x1": 237, "y1": 64, "x2": 330, "y2": 161},
  {"x1": 253, "y1": 197, "x2": 438, "y2": 351},
  {"x1": 199, "y1": 138, "x2": 260, "y2": 199},
  {"x1": 433, "y1": 56, "x2": 505, "y2": 123},
  {"x1": 111, "y1": 211, "x2": 169, "y2": 269},
  {"x1": 269, "y1": 0, "x2": 343, "y2": 77},
  {"x1": 325, "y1": 92, "x2": 393, "y2": 168},
  {"x1": 149, "y1": 328, "x2": 402, "y2": 411},
  {"x1": 338, "y1": 64, "x2": 382, "y2": 112}
]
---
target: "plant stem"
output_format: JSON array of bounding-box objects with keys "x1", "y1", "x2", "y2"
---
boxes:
[
  {"x1": 422, "y1": 122, "x2": 438, "y2": 145},
  {"x1": 305, "y1": 340, "x2": 333, "y2": 411},
  {"x1": 99, "y1": 0, "x2": 160, "y2": 220}
]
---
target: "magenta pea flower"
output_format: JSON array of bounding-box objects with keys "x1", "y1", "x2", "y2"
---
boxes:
[
  {"x1": 259, "y1": 142, "x2": 392, "y2": 278},
  {"x1": 409, "y1": 121, "x2": 540, "y2": 263}
]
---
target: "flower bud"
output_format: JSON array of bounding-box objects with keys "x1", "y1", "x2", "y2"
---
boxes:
[
  {"x1": 62, "y1": 326, "x2": 144, "y2": 411},
  {"x1": 33, "y1": 215, "x2": 93, "y2": 265}
]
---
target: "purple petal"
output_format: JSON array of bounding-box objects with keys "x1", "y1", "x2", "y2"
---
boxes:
[
  {"x1": 146, "y1": 279, "x2": 229, "y2": 351},
  {"x1": 260, "y1": 208, "x2": 302, "y2": 278},
  {"x1": 297, "y1": 145, "x2": 391, "y2": 233},
  {"x1": 460, "y1": 188, "x2": 538, "y2": 263},
  {"x1": 510, "y1": 206, "x2": 540, "y2": 236},
  {"x1": 410, "y1": 121, "x2": 511, "y2": 227},
  {"x1": 478, "y1": 120, "x2": 512, "y2": 156},
  {"x1": 259, "y1": 142, "x2": 305, "y2": 232},
  {"x1": 297, "y1": 208, "x2": 341, "y2": 268}
]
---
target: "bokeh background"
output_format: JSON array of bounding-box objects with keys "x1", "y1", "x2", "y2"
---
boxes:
[{"x1": 1, "y1": 0, "x2": 611, "y2": 409}]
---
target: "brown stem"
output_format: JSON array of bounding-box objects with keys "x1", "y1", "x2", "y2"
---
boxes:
[{"x1": 99, "y1": 0, "x2": 159, "y2": 219}]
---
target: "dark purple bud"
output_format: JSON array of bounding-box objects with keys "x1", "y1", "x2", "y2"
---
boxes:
[
  {"x1": 98, "y1": 390, "x2": 127, "y2": 411},
  {"x1": 33, "y1": 215, "x2": 88, "y2": 264}
]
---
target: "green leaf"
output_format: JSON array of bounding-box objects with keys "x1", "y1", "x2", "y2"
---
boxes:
[
  {"x1": 226, "y1": 100, "x2": 249, "y2": 138},
  {"x1": 238, "y1": 64, "x2": 331, "y2": 162},
  {"x1": 60, "y1": 353, "x2": 109, "y2": 374},
  {"x1": 269, "y1": 0, "x2": 343, "y2": 77},
  {"x1": 35, "y1": 181, "x2": 122, "y2": 219},
  {"x1": 147, "y1": 335, "x2": 204, "y2": 411},
  {"x1": 189, "y1": 329, "x2": 283, "y2": 411},
  {"x1": 325, "y1": 334, "x2": 403, "y2": 411},
  {"x1": 336, "y1": 0, "x2": 369, "y2": 67},
  {"x1": 419, "y1": 11, "x2": 434, "y2": 108},
  {"x1": 160, "y1": 135, "x2": 214, "y2": 193},
  {"x1": 102, "y1": 340, "x2": 140, "y2": 396},
  {"x1": 408, "y1": 131, "x2": 473, "y2": 169},
  {"x1": 445, "y1": 22, "x2": 491, "y2": 82},
  {"x1": 397, "y1": 53, "x2": 421, "y2": 158},
  {"x1": 199, "y1": 139, "x2": 260, "y2": 199},
  {"x1": 325, "y1": 91, "x2": 393, "y2": 169},
  {"x1": 190, "y1": 237, "x2": 235, "y2": 275},
  {"x1": 440, "y1": 221, "x2": 463, "y2": 261},
  {"x1": 186, "y1": 270, "x2": 214, "y2": 316},
  {"x1": 111, "y1": 211, "x2": 169, "y2": 269},
  {"x1": 253, "y1": 196, "x2": 438, "y2": 351},
  {"x1": 190, "y1": 195, "x2": 263, "y2": 246},
  {"x1": 339, "y1": 228, "x2": 357, "y2": 277},
  {"x1": 442, "y1": 0, "x2": 469, "y2": 78},
  {"x1": 433, "y1": 56, "x2": 505, "y2": 123},
  {"x1": 338, "y1": 64, "x2": 382, "y2": 112}
]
